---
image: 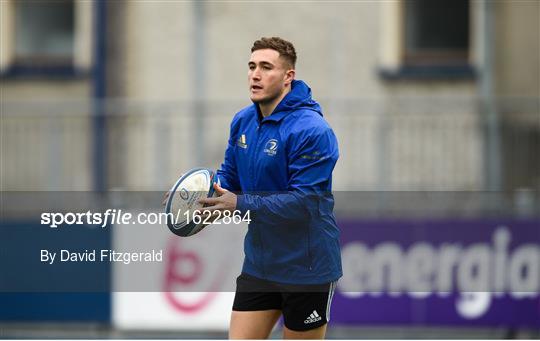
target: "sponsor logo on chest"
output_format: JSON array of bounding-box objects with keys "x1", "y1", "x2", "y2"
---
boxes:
[{"x1": 236, "y1": 134, "x2": 248, "y2": 149}]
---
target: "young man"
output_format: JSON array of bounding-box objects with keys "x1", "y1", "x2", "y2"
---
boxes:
[{"x1": 199, "y1": 37, "x2": 342, "y2": 339}]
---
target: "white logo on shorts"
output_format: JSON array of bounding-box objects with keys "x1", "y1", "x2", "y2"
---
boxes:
[{"x1": 304, "y1": 310, "x2": 322, "y2": 324}]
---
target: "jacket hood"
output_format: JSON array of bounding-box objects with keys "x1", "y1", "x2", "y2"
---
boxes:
[{"x1": 255, "y1": 80, "x2": 322, "y2": 121}]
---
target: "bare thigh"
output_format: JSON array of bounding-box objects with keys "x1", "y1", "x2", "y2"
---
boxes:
[
  {"x1": 282, "y1": 323, "x2": 327, "y2": 339},
  {"x1": 229, "y1": 310, "x2": 281, "y2": 339}
]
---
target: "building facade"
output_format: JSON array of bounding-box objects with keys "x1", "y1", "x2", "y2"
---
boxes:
[{"x1": 1, "y1": 0, "x2": 538, "y2": 193}]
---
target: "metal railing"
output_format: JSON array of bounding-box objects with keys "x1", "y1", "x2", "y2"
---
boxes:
[{"x1": 2, "y1": 98, "x2": 538, "y2": 194}]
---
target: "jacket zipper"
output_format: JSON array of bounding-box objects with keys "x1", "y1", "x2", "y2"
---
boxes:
[{"x1": 253, "y1": 122, "x2": 266, "y2": 277}]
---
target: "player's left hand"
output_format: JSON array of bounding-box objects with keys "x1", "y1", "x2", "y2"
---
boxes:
[{"x1": 198, "y1": 182, "x2": 237, "y2": 215}]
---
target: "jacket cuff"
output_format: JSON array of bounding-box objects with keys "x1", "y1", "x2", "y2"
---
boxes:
[{"x1": 236, "y1": 194, "x2": 250, "y2": 215}]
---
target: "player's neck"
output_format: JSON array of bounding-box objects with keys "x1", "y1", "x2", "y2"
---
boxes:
[{"x1": 259, "y1": 86, "x2": 291, "y2": 117}]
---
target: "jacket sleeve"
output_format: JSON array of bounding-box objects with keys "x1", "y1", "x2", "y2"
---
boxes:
[
  {"x1": 216, "y1": 120, "x2": 241, "y2": 192},
  {"x1": 236, "y1": 123, "x2": 338, "y2": 224}
]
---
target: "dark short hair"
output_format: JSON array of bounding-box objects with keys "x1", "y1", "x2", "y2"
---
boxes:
[{"x1": 251, "y1": 37, "x2": 297, "y2": 69}]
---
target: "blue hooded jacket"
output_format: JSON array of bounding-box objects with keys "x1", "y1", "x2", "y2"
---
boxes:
[{"x1": 217, "y1": 80, "x2": 342, "y2": 285}]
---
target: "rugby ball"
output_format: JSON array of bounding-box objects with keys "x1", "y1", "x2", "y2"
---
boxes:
[{"x1": 165, "y1": 167, "x2": 219, "y2": 237}]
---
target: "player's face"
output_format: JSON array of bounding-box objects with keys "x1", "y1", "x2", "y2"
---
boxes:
[{"x1": 248, "y1": 49, "x2": 292, "y2": 104}]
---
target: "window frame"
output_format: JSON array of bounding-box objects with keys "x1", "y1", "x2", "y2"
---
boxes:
[
  {"x1": 0, "y1": 0, "x2": 93, "y2": 79},
  {"x1": 379, "y1": 0, "x2": 476, "y2": 81}
]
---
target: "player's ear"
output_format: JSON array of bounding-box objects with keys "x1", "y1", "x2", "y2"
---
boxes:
[{"x1": 284, "y1": 69, "x2": 295, "y2": 86}]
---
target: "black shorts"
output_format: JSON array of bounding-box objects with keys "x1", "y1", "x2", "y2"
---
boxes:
[{"x1": 232, "y1": 273, "x2": 338, "y2": 332}]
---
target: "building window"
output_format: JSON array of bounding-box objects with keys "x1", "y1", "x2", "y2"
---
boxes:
[
  {"x1": 14, "y1": 0, "x2": 74, "y2": 66},
  {"x1": 404, "y1": 0, "x2": 470, "y2": 66},
  {"x1": 378, "y1": 0, "x2": 474, "y2": 80}
]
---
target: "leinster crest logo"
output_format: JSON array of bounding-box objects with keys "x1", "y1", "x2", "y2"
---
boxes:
[{"x1": 263, "y1": 139, "x2": 278, "y2": 156}]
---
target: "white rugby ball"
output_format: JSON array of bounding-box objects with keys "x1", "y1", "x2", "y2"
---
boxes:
[{"x1": 165, "y1": 167, "x2": 218, "y2": 237}]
